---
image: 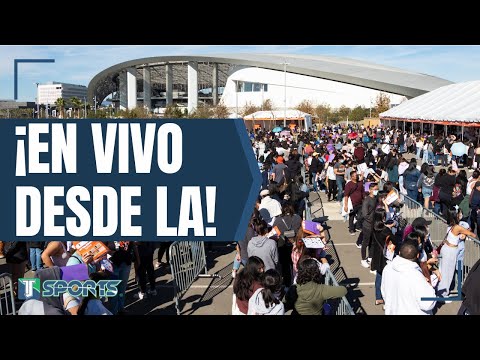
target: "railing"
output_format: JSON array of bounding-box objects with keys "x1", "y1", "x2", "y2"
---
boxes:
[
  {"x1": 400, "y1": 193, "x2": 480, "y2": 283},
  {"x1": 168, "y1": 241, "x2": 219, "y2": 315},
  {"x1": 304, "y1": 190, "x2": 354, "y2": 315},
  {"x1": 324, "y1": 268, "x2": 355, "y2": 315},
  {"x1": 0, "y1": 273, "x2": 16, "y2": 315}
]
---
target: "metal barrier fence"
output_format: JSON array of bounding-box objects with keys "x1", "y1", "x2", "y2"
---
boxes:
[
  {"x1": 168, "y1": 241, "x2": 219, "y2": 315},
  {"x1": 0, "y1": 273, "x2": 16, "y2": 315},
  {"x1": 400, "y1": 193, "x2": 480, "y2": 283},
  {"x1": 305, "y1": 194, "x2": 354, "y2": 315},
  {"x1": 324, "y1": 268, "x2": 355, "y2": 315}
]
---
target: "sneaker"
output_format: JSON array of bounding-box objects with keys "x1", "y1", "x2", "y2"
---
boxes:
[
  {"x1": 349, "y1": 231, "x2": 356, "y2": 236},
  {"x1": 360, "y1": 259, "x2": 370, "y2": 268},
  {"x1": 370, "y1": 270, "x2": 377, "y2": 275},
  {"x1": 367, "y1": 257, "x2": 372, "y2": 263},
  {"x1": 355, "y1": 228, "x2": 361, "y2": 232},
  {"x1": 134, "y1": 291, "x2": 146, "y2": 300},
  {"x1": 355, "y1": 243, "x2": 362, "y2": 249},
  {"x1": 0, "y1": 254, "x2": 4, "y2": 259},
  {"x1": 147, "y1": 288, "x2": 157, "y2": 296},
  {"x1": 154, "y1": 261, "x2": 162, "y2": 269}
]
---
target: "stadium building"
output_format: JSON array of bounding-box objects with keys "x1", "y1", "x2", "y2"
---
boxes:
[{"x1": 87, "y1": 54, "x2": 453, "y2": 114}]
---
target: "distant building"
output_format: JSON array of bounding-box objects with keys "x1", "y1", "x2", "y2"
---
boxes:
[
  {"x1": 0, "y1": 99, "x2": 35, "y2": 109},
  {"x1": 37, "y1": 82, "x2": 87, "y2": 105}
]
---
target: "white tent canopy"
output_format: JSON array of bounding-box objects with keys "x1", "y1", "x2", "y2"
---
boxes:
[
  {"x1": 243, "y1": 109, "x2": 312, "y2": 131},
  {"x1": 243, "y1": 109, "x2": 311, "y2": 120},
  {"x1": 380, "y1": 80, "x2": 480, "y2": 126}
]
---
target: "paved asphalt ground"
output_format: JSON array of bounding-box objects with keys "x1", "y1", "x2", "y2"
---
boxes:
[{"x1": 0, "y1": 152, "x2": 468, "y2": 315}]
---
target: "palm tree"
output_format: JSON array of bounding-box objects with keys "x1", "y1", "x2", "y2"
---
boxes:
[
  {"x1": 55, "y1": 97, "x2": 65, "y2": 118},
  {"x1": 70, "y1": 97, "x2": 81, "y2": 118}
]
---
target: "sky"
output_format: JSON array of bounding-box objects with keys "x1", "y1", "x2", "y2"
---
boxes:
[{"x1": 2, "y1": 45, "x2": 480, "y2": 102}]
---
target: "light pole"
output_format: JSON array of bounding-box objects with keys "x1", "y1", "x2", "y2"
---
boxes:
[
  {"x1": 282, "y1": 61, "x2": 290, "y2": 128},
  {"x1": 34, "y1": 82, "x2": 39, "y2": 119},
  {"x1": 94, "y1": 96, "x2": 97, "y2": 115},
  {"x1": 84, "y1": 97, "x2": 87, "y2": 119}
]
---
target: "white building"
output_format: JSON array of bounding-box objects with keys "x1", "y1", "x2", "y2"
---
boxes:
[
  {"x1": 37, "y1": 82, "x2": 87, "y2": 105},
  {"x1": 221, "y1": 66, "x2": 407, "y2": 112}
]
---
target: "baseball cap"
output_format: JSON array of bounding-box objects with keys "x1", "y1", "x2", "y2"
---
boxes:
[
  {"x1": 459, "y1": 221, "x2": 470, "y2": 230},
  {"x1": 412, "y1": 217, "x2": 432, "y2": 228},
  {"x1": 260, "y1": 189, "x2": 270, "y2": 197}
]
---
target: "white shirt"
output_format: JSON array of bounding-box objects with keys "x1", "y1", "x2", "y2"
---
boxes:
[
  {"x1": 381, "y1": 256, "x2": 436, "y2": 315},
  {"x1": 327, "y1": 166, "x2": 336, "y2": 180}
]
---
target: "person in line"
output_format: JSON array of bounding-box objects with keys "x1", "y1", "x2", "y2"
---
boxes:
[
  {"x1": 437, "y1": 208, "x2": 477, "y2": 300},
  {"x1": 232, "y1": 256, "x2": 265, "y2": 315},
  {"x1": 106, "y1": 241, "x2": 133, "y2": 315},
  {"x1": 381, "y1": 241, "x2": 437, "y2": 315},
  {"x1": 28, "y1": 241, "x2": 44, "y2": 272},
  {"x1": 248, "y1": 269, "x2": 285, "y2": 315},
  {"x1": 134, "y1": 241, "x2": 157, "y2": 299},
  {"x1": 41, "y1": 241, "x2": 71, "y2": 268},
  {"x1": 326, "y1": 160, "x2": 337, "y2": 202},
  {"x1": 258, "y1": 189, "x2": 282, "y2": 226},
  {"x1": 272, "y1": 203, "x2": 302, "y2": 286},
  {"x1": 285, "y1": 258, "x2": 347, "y2": 315},
  {"x1": 403, "y1": 159, "x2": 421, "y2": 201},
  {"x1": 370, "y1": 208, "x2": 396, "y2": 305},
  {"x1": 232, "y1": 212, "x2": 259, "y2": 278},
  {"x1": 247, "y1": 219, "x2": 279, "y2": 271},
  {"x1": 417, "y1": 165, "x2": 435, "y2": 209},
  {"x1": 344, "y1": 171, "x2": 364, "y2": 235},
  {"x1": 359, "y1": 182, "x2": 378, "y2": 268},
  {"x1": 469, "y1": 181, "x2": 480, "y2": 237}
]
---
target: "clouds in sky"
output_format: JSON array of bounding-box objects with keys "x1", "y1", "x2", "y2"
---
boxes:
[{"x1": 1, "y1": 45, "x2": 480, "y2": 101}]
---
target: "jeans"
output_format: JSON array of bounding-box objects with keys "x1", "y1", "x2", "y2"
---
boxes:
[
  {"x1": 433, "y1": 202, "x2": 441, "y2": 215},
  {"x1": 336, "y1": 177, "x2": 344, "y2": 202},
  {"x1": 422, "y1": 149, "x2": 429, "y2": 164},
  {"x1": 406, "y1": 188, "x2": 418, "y2": 202},
  {"x1": 29, "y1": 248, "x2": 42, "y2": 271},
  {"x1": 233, "y1": 256, "x2": 247, "y2": 271},
  {"x1": 109, "y1": 262, "x2": 132, "y2": 314},
  {"x1": 428, "y1": 151, "x2": 434, "y2": 164},
  {"x1": 375, "y1": 273, "x2": 383, "y2": 301},
  {"x1": 416, "y1": 147, "x2": 422, "y2": 159}
]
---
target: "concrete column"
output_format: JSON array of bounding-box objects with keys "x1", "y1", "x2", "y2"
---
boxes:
[
  {"x1": 143, "y1": 67, "x2": 151, "y2": 111},
  {"x1": 126, "y1": 67, "x2": 137, "y2": 110},
  {"x1": 187, "y1": 61, "x2": 198, "y2": 114},
  {"x1": 212, "y1": 63, "x2": 218, "y2": 106},
  {"x1": 166, "y1": 63, "x2": 173, "y2": 106},
  {"x1": 119, "y1": 70, "x2": 127, "y2": 110}
]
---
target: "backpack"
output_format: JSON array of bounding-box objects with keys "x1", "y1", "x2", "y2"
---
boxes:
[{"x1": 422, "y1": 175, "x2": 435, "y2": 188}]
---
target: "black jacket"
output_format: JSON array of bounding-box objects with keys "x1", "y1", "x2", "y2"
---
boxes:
[{"x1": 460, "y1": 258, "x2": 480, "y2": 315}]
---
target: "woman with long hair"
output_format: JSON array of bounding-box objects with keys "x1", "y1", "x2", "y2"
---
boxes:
[
  {"x1": 404, "y1": 159, "x2": 421, "y2": 201},
  {"x1": 285, "y1": 258, "x2": 347, "y2": 315},
  {"x1": 232, "y1": 256, "x2": 265, "y2": 315},
  {"x1": 370, "y1": 208, "x2": 395, "y2": 305},
  {"x1": 248, "y1": 269, "x2": 285, "y2": 315},
  {"x1": 418, "y1": 165, "x2": 436, "y2": 209},
  {"x1": 437, "y1": 208, "x2": 477, "y2": 300}
]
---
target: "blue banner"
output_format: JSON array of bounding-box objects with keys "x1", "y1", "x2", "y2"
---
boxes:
[{"x1": 0, "y1": 118, "x2": 261, "y2": 242}]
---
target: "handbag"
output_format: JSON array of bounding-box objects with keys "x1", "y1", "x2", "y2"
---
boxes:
[
  {"x1": 5, "y1": 242, "x2": 28, "y2": 264},
  {"x1": 435, "y1": 227, "x2": 452, "y2": 256}
]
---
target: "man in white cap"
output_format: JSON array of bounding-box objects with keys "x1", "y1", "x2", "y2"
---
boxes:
[{"x1": 258, "y1": 189, "x2": 282, "y2": 226}]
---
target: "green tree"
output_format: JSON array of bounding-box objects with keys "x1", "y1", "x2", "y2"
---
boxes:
[
  {"x1": 70, "y1": 97, "x2": 82, "y2": 118},
  {"x1": 314, "y1": 104, "x2": 331, "y2": 124},
  {"x1": 373, "y1": 92, "x2": 391, "y2": 117},
  {"x1": 241, "y1": 102, "x2": 260, "y2": 116},
  {"x1": 211, "y1": 102, "x2": 230, "y2": 118},
  {"x1": 261, "y1": 99, "x2": 274, "y2": 111},
  {"x1": 189, "y1": 103, "x2": 213, "y2": 118},
  {"x1": 349, "y1": 106, "x2": 369, "y2": 123},
  {"x1": 295, "y1": 100, "x2": 315, "y2": 115},
  {"x1": 55, "y1": 97, "x2": 65, "y2": 118}
]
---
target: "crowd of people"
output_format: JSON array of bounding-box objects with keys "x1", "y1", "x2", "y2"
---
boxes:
[
  {"x1": 232, "y1": 123, "x2": 480, "y2": 315},
  {"x1": 2, "y1": 122, "x2": 480, "y2": 315}
]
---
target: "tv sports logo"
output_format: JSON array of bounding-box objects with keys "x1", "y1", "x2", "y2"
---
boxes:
[
  {"x1": 18, "y1": 278, "x2": 41, "y2": 300},
  {"x1": 18, "y1": 278, "x2": 121, "y2": 300}
]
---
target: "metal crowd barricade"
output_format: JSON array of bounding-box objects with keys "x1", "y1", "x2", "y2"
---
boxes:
[
  {"x1": 0, "y1": 273, "x2": 16, "y2": 315},
  {"x1": 400, "y1": 193, "x2": 480, "y2": 283},
  {"x1": 324, "y1": 269, "x2": 355, "y2": 315},
  {"x1": 168, "y1": 241, "x2": 219, "y2": 315}
]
